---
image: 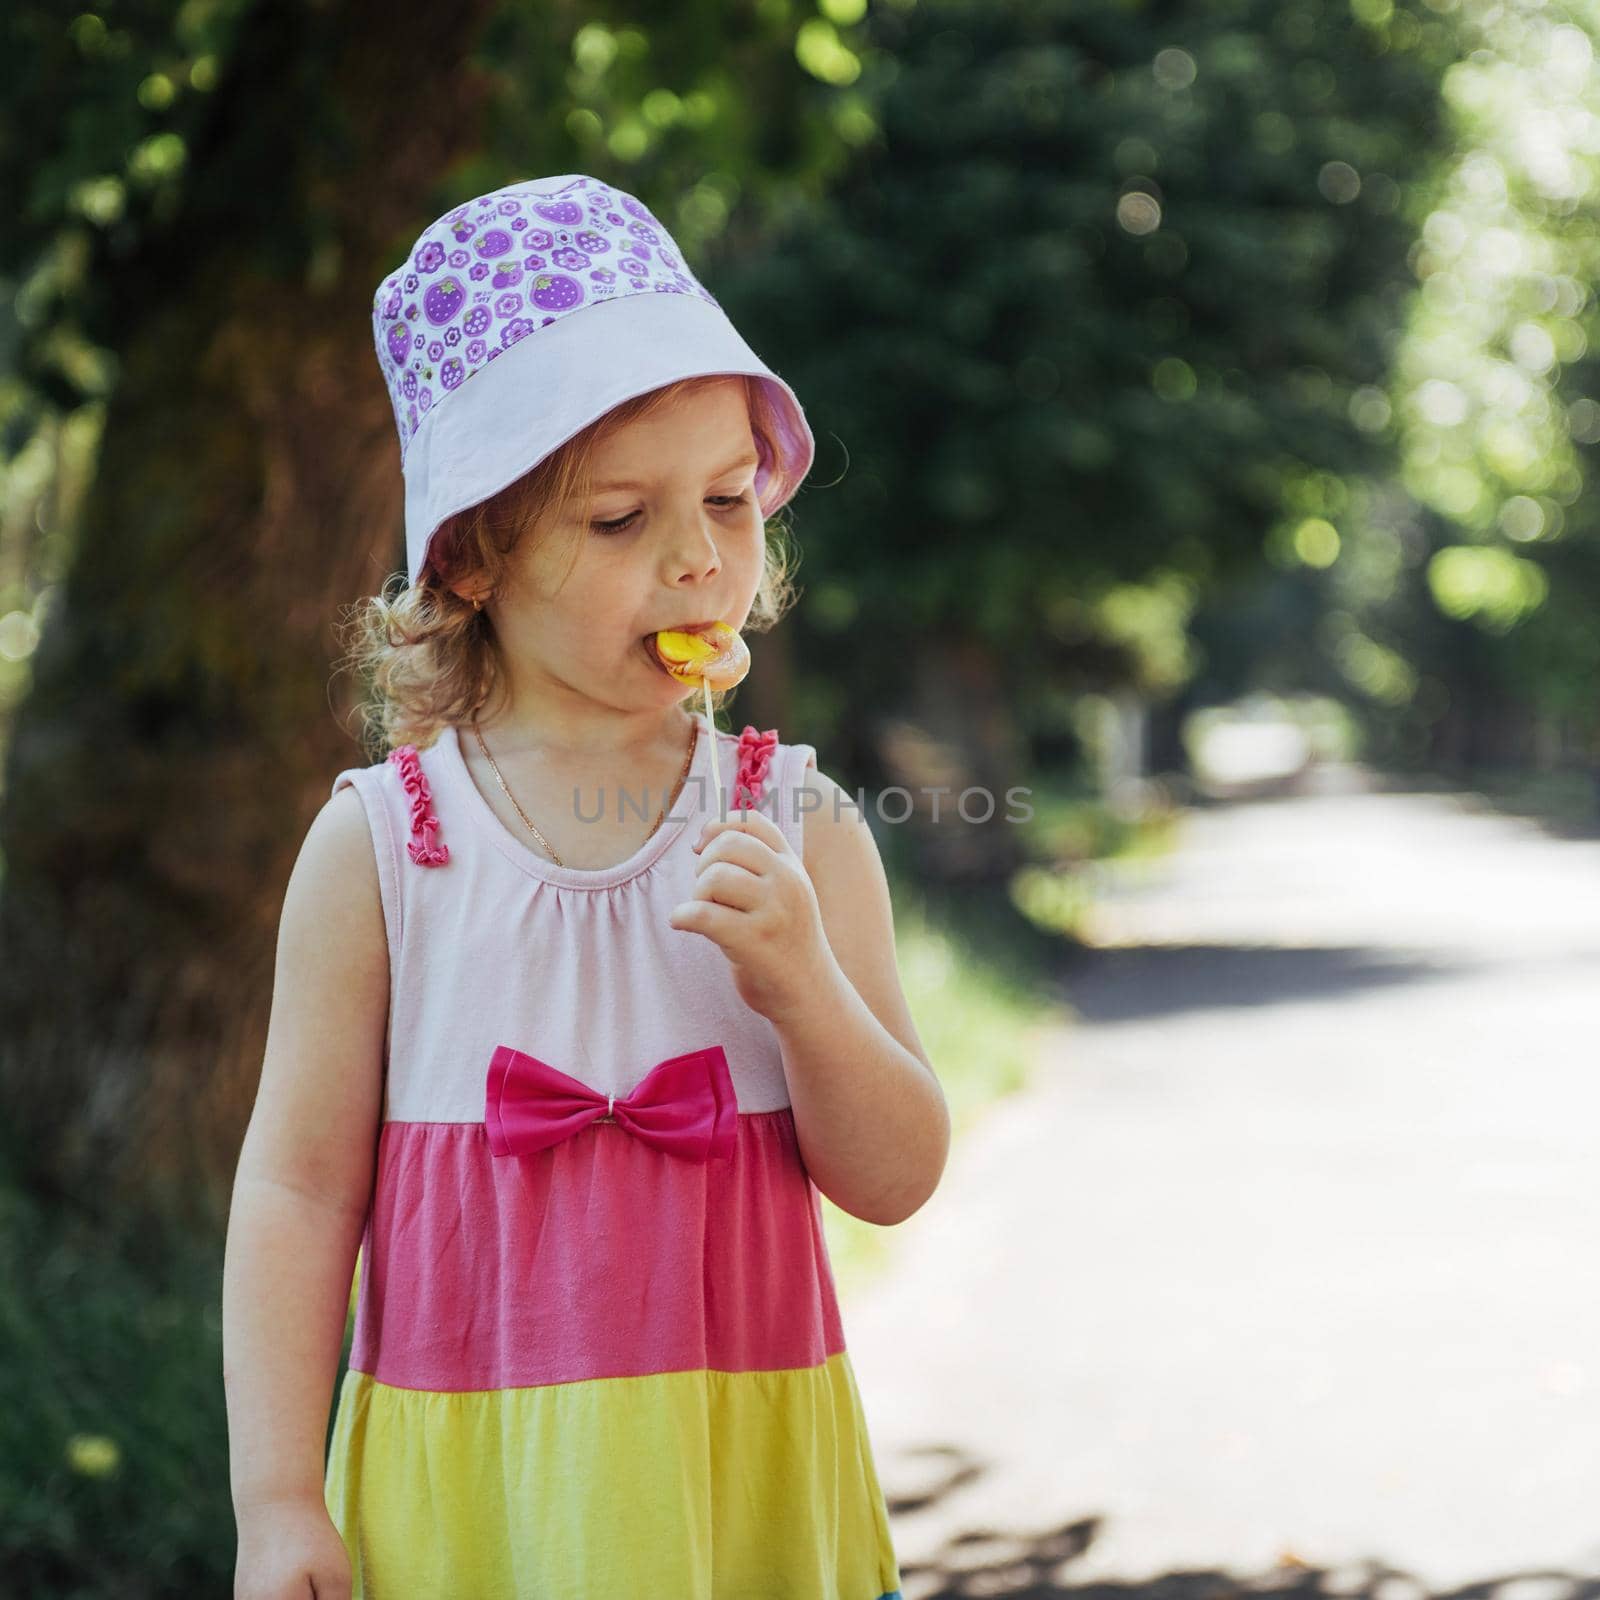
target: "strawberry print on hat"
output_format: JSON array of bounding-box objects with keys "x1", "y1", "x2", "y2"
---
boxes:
[{"x1": 372, "y1": 176, "x2": 721, "y2": 463}]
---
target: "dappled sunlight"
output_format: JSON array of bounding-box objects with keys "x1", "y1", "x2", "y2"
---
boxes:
[{"x1": 1395, "y1": 1, "x2": 1600, "y2": 631}]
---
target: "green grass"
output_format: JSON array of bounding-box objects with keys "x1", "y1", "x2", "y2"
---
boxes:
[
  {"x1": 1009, "y1": 772, "x2": 1184, "y2": 941},
  {"x1": 0, "y1": 1183, "x2": 235, "y2": 1596},
  {"x1": 1020, "y1": 779, "x2": 1179, "y2": 868}
]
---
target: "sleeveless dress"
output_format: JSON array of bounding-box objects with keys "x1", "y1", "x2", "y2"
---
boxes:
[{"x1": 322, "y1": 711, "x2": 904, "y2": 1600}]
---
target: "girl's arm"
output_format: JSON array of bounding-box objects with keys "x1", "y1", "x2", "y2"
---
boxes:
[
  {"x1": 776, "y1": 764, "x2": 951, "y2": 1226},
  {"x1": 222, "y1": 786, "x2": 388, "y2": 1521}
]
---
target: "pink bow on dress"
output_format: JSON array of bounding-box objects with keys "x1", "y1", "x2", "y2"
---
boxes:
[{"x1": 485, "y1": 1043, "x2": 737, "y2": 1162}]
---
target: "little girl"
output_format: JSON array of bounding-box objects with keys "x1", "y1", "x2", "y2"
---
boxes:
[{"x1": 223, "y1": 172, "x2": 949, "y2": 1600}]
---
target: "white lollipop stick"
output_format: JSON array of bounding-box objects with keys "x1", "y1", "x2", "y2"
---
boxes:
[{"x1": 703, "y1": 677, "x2": 725, "y2": 821}]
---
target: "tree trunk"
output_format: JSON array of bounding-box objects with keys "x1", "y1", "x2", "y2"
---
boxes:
[
  {"x1": 871, "y1": 633, "x2": 1028, "y2": 888},
  {"x1": 0, "y1": 0, "x2": 501, "y2": 1230}
]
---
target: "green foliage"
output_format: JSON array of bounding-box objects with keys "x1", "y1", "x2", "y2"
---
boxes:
[
  {"x1": 4, "y1": 0, "x2": 264, "y2": 420},
  {"x1": 712, "y1": 0, "x2": 1458, "y2": 728},
  {"x1": 388, "y1": 0, "x2": 876, "y2": 301},
  {"x1": 1167, "y1": 3, "x2": 1600, "y2": 761},
  {"x1": 1367, "y1": 0, "x2": 1600, "y2": 746}
]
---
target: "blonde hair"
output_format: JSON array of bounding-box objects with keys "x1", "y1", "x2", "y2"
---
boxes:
[{"x1": 335, "y1": 374, "x2": 802, "y2": 759}]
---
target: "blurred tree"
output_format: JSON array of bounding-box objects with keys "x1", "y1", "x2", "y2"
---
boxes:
[
  {"x1": 1361, "y1": 0, "x2": 1600, "y2": 774},
  {"x1": 713, "y1": 0, "x2": 1458, "y2": 874},
  {"x1": 2, "y1": 0, "x2": 515, "y2": 1223},
  {"x1": 1061, "y1": 2, "x2": 1600, "y2": 785}
]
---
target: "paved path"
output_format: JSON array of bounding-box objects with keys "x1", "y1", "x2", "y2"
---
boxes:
[{"x1": 843, "y1": 766, "x2": 1600, "y2": 1598}]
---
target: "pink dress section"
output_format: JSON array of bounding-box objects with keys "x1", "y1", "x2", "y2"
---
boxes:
[{"x1": 345, "y1": 1107, "x2": 846, "y2": 1393}]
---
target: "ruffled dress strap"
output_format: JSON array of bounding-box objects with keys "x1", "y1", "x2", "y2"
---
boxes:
[
  {"x1": 388, "y1": 743, "x2": 450, "y2": 867},
  {"x1": 733, "y1": 725, "x2": 779, "y2": 810}
]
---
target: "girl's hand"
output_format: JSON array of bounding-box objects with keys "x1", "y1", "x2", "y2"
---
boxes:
[
  {"x1": 234, "y1": 1491, "x2": 352, "y2": 1599},
  {"x1": 669, "y1": 806, "x2": 834, "y2": 1024}
]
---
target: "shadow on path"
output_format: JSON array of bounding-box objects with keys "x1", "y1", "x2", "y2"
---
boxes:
[
  {"x1": 1056, "y1": 943, "x2": 1461, "y2": 1024},
  {"x1": 888, "y1": 1450, "x2": 1600, "y2": 1600}
]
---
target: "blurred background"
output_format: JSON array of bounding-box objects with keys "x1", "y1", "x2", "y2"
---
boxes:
[{"x1": 2, "y1": 0, "x2": 1598, "y2": 1593}]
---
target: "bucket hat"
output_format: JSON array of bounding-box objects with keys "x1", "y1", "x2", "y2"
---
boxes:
[{"x1": 372, "y1": 172, "x2": 816, "y2": 584}]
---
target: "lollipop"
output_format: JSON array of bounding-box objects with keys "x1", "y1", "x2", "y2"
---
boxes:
[
  {"x1": 652, "y1": 620, "x2": 750, "y2": 691},
  {"x1": 651, "y1": 621, "x2": 750, "y2": 815}
]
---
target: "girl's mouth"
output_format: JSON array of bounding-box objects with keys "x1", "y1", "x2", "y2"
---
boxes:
[{"x1": 643, "y1": 621, "x2": 721, "y2": 677}]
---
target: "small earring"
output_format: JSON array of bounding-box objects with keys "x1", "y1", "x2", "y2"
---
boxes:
[{"x1": 472, "y1": 595, "x2": 484, "y2": 612}]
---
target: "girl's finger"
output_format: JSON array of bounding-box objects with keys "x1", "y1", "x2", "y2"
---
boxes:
[
  {"x1": 667, "y1": 897, "x2": 740, "y2": 943},
  {"x1": 692, "y1": 828, "x2": 772, "y2": 873},
  {"x1": 695, "y1": 806, "x2": 784, "y2": 856},
  {"x1": 687, "y1": 859, "x2": 763, "y2": 912}
]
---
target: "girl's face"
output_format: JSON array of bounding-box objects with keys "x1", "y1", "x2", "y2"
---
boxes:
[{"x1": 496, "y1": 378, "x2": 767, "y2": 713}]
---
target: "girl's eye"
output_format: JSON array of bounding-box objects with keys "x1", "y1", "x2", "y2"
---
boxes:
[{"x1": 591, "y1": 493, "x2": 749, "y2": 537}]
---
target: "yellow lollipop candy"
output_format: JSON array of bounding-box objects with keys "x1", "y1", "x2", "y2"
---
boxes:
[{"x1": 651, "y1": 620, "x2": 750, "y2": 690}]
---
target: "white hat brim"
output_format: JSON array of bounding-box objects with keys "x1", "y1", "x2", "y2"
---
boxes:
[{"x1": 401, "y1": 289, "x2": 814, "y2": 585}]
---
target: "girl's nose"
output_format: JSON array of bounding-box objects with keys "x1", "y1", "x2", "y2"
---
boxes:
[{"x1": 663, "y1": 517, "x2": 722, "y2": 578}]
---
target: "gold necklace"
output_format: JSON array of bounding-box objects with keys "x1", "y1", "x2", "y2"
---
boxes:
[{"x1": 469, "y1": 713, "x2": 699, "y2": 868}]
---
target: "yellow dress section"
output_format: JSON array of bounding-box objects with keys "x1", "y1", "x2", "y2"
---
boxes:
[{"x1": 324, "y1": 1350, "x2": 902, "y2": 1600}]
